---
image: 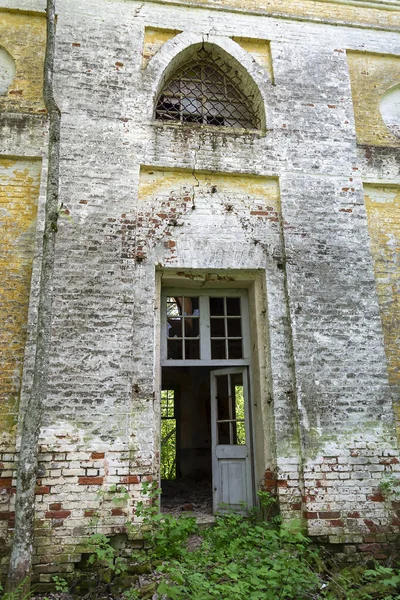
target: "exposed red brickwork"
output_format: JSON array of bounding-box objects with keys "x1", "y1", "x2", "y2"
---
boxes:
[
  {"x1": 0, "y1": 478, "x2": 12, "y2": 489},
  {"x1": 35, "y1": 486, "x2": 50, "y2": 494},
  {"x1": 91, "y1": 452, "x2": 105, "y2": 459},
  {"x1": 121, "y1": 475, "x2": 140, "y2": 484},
  {"x1": 45, "y1": 510, "x2": 71, "y2": 519},
  {"x1": 78, "y1": 476, "x2": 104, "y2": 485}
]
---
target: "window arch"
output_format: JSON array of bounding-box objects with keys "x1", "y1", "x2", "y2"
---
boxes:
[{"x1": 155, "y1": 45, "x2": 262, "y2": 130}]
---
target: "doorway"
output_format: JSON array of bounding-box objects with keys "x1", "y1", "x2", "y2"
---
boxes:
[{"x1": 160, "y1": 290, "x2": 254, "y2": 515}]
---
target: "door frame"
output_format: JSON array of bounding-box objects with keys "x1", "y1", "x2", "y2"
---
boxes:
[{"x1": 156, "y1": 271, "x2": 270, "y2": 514}]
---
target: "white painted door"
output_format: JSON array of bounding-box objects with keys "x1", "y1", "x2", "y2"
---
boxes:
[{"x1": 211, "y1": 367, "x2": 253, "y2": 513}]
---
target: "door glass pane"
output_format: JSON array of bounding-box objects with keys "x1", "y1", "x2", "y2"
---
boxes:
[
  {"x1": 216, "y1": 375, "x2": 230, "y2": 420},
  {"x1": 233, "y1": 382, "x2": 246, "y2": 445},
  {"x1": 218, "y1": 422, "x2": 231, "y2": 445},
  {"x1": 215, "y1": 373, "x2": 246, "y2": 446}
]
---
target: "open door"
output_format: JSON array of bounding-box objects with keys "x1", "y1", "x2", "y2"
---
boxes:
[{"x1": 211, "y1": 367, "x2": 253, "y2": 513}]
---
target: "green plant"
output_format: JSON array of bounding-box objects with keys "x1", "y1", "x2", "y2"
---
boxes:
[
  {"x1": 129, "y1": 484, "x2": 320, "y2": 599},
  {"x1": 87, "y1": 532, "x2": 127, "y2": 576},
  {"x1": 134, "y1": 482, "x2": 198, "y2": 560},
  {"x1": 380, "y1": 474, "x2": 400, "y2": 501},
  {"x1": 0, "y1": 581, "x2": 31, "y2": 600},
  {"x1": 122, "y1": 588, "x2": 140, "y2": 600},
  {"x1": 79, "y1": 483, "x2": 400, "y2": 600},
  {"x1": 52, "y1": 575, "x2": 69, "y2": 593},
  {"x1": 322, "y1": 563, "x2": 400, "y2": 599},
  {"x1": 107, "y1": 484, "x2": 130, "y2": 506}
]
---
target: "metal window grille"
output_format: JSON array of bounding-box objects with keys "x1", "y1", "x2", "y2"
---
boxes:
[{"x1": 155, "y1": 47, "x2": 260, "y2": 130}]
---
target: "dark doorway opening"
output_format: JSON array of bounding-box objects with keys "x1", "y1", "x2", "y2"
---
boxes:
[{"x1": 161, "y1": 366, "x2": 214, "y2": 517}]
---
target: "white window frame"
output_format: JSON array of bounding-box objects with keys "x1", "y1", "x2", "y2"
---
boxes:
[{"x1": 161, "y1": 288, "x2": 251, "y2": 367}]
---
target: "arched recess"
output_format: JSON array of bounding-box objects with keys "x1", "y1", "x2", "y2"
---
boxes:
[
  {"x1": 147, "y1": 34, "x2": 268, "y2": 132},
  {"x1": 380, "y1": 84, "x2": 400, "y2": 138},
  {"x1": 0, "y1": 46, "x2": 16, "y2": 95}
]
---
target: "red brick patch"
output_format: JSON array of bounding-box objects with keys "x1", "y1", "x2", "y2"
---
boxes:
[
  {"x1": 35, "y1": 486, "x2": 50, "y2": 494},
  {"x1": 121, "y1": 476, "x2": 140, "y2": 484},
  {"x1": 91, "y1": 452, "x2": 105, "y2": 459},
  {"x1": 368, "y1": 493, "x2": 384, "y2": 502},
  {"x1": 111, "y1": 508, "x2": 126, "y2": 516},
  {"x1": 0, "y1": 511, "x2": 14, "y2": 521},
  {"x1": 319, "y1": 511, "x2": 340, "y2": 519},
  {"x1": 0, "y1": 478, "x2": 12, "y2": 489},
  {"x1": 84, "y1": 510, "x2": 96, "y2": 517},
  {"x1": 45, "y1": 510, "x2": 71, "y2": 519},
  {"x1": 305, "y1": 512, "x2": 318, "y2": 519},
  {"x1": 364, "y1": 519, "x2": 378, "y2": 532},
  {"x1": 78, "y1": 476, "x2": 104, "y2": 485},
  {"x1": 379, "y1": 457, "x2": 399, "y2": 465},
  {"x1": 49, "y1": 503, "x2": 62, "y2": 511}
]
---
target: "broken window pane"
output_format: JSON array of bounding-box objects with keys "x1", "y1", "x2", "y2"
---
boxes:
[
  {"x1": 167, "y1": 297, "x2": 183, "y2": 316},
  {"x1": 168, "y1": 318, "x2": 182, "y2": 338}
]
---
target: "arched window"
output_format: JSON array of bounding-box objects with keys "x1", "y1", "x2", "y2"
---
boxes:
[{"x1": 155, "y1": 46, "x2": 261, "y2": 130}]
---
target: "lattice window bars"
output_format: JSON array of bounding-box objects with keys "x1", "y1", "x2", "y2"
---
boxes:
[{"x1": 155, "y1": 47, "x2": 260, "y2": 130}]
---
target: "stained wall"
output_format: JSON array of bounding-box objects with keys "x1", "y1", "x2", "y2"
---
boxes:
[{"x1": 0, "y1": 0, "x2": 399, "y2": 581}]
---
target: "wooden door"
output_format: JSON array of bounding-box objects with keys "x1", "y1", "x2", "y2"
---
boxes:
[{"x1": 211, "y1": 367, "x2": 253, "y2": 513}]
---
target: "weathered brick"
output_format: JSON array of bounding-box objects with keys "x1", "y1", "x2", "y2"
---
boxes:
[{"x1": 78, "y1": 477, "x2": 104, "y2": 485}]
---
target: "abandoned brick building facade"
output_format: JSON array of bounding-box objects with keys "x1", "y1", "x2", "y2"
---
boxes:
[{"x1": 1, "y1": 0, "x2": 400, "y2": 582}]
